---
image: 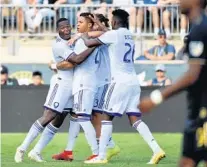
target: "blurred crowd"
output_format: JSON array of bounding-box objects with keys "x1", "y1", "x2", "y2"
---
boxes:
[
  {"x1": 1, "y1": 65, "x2": 44, "y2": 86},
  {"x1": 2, "y1": 0, "x2": 207, "y2": 39}
]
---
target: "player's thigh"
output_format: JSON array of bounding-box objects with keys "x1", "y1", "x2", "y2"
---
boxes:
[
  {"x1": 73, "y1": 89, "x2": 96, "y2": 116},
  {"x1": 44, "y1": 80, "x2": 72, "y2": 113},
  {"x1": 103, "y1": 83, "x2": 130, "y2": 117},
  {"x1": 126, "y1": 86, "x2": 142, "y2": 117},
  {"x1": 93, "y1": 84, "x2": 109, "y2": 112},
  {"x1": 63, "y1": 94, "x2": 74, "y2": 113}
]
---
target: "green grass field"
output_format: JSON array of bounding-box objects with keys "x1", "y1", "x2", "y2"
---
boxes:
[{"x1": 2, "y1": 133, "x2": 182, "y2": 167}]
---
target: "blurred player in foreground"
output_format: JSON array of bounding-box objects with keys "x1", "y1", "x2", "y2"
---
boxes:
[
  {"x1": 81, "y1": 9, "x2": 165, "y2": 164},
  {"x1": 14, "y1": 18, "x2": 95, "y2": 163},
  {"x1": 139, "y1": 0, "x2": 207, "y2": 166}
]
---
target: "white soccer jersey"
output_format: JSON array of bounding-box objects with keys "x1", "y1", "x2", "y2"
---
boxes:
[
  {"x1": 96, "y1": 45, "x2": 111, "y2": 87},
  {"x1": 72, "y1": 38, "x2": 100, "y2": 94},
  {"x1": 52, "y1": 35, "x2": 74, "y2": 81},
  {"x1": 98, "y1": 28, "x2": 139, "y2": 85}
]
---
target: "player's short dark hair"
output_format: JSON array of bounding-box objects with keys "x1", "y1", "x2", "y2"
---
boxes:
[
  {"x1": 32, "y1": 71, "x2": 42, "y2": 77},
  {"x1": 56, "y1": 18, "x2": 69, "y2": 28},
  {"x1": 200, "y1": 0, "x2": 207, "y2": 9},
  {"x1": 96, "y1": 14, "x2": 110, "y2": 28},
  {"x1": 80, "y1": 12, "x2": 94, "y2": 26},
  {"x1": 112, "y1": 9, "x2": 129, "y2": 29}
]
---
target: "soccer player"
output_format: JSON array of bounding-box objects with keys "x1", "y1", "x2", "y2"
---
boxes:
[
  {"x1": 52, "y1": 13, "x2": 119, "y2": 161},
  {"x1": 139, "y1": 0, "x2": 207, "y2": 166},
  {"x1": 14, "y1": 18, "x2": 96, "y2": 163},
  {"x1": 81, "y1": 9, "x2": 165, "y2": 164}
]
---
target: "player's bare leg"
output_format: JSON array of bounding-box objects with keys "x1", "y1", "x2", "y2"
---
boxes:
[
  {"x1": 52, "y1": 112, "x2": 80, "y2": 161},
  {"x1": 128, "y1": 115, "x2": 165, "y2": 164},
  {"x1": 91, "y1": 111, "x2": 120, "y2": 160},
  {"x1": 179, "y1": 157, "x2": 196, "y2": 167},
  {"x1": 92, "y1": 111, "x2": 102, "y2": 140},
  {"x1": 14, "y1": 109, "x2": 58, "y2": 163},
  {"x1": 85, "y1": 113, "x2": 113, "y2": 164},
  {"x1": 28, "y1": 112, "x2": 69, "y2": 162}
]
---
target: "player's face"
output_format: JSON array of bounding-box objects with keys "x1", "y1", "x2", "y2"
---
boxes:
[
  {"x1": 156, "y1": 70, "x2": 165, "y2": 78},
  {"x1": 180, "y1": 0, "x2": 193, "y2": 15},
  {"x1": 77, "y1": 16, "x2": 92, "y2": 33},
  {"x1": 32, "y1": 76, "x2": 42, "y2": 86},
  {"x1": 58, "y1": 21, "x2": 71, "y2": 40}
]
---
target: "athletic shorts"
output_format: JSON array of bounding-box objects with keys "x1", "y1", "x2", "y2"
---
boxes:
[
  {"x1": 93, "y1": 84, "x2": 109, "y2": 112},
  {"x1": 103, "y1": 82, "x2": 142, "y2": 117},
  {"x1": 182, "y1": 108, "x2": 207, "y2": 164},
  {"x1": 73, "y1": 89, "x2": 96, "y2": 116},
  {"x1": 44, "y1": 77, "x2": 73, "y2": 113}
]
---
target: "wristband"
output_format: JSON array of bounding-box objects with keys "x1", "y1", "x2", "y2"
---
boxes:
[
  {"x1": 51, "y1": 63, "x2": 57, "y2": 70},
  {"x1": 150, "y1": 89, "x2": 163, "y2": 105}
]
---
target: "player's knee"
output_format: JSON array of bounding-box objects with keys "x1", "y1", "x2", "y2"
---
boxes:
[
  {"x1": 128, "y1": 115, "x2": 141, "y2": 126},
  {"x1": 40, "y1": 110, "x2": 58, "y2": 126},
  {"x1": 51, "y1": 113, "x2": 67, "y2": 128}
]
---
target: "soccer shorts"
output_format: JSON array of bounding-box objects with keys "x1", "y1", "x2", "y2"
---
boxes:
[
  {"x1": 93, "y1": 84, "x2": 109, "y2": 112},
  {"x1": 44, "y1": 77, "x2": 73, "y2": 113},
  {"x1": 103, "y1": 82, "x2": 141, "y2": 117},
  {"x1": 73, "y1": 89, "x2": 96, "y2": 116},
  {"x1": 182, "y1": 108, "x2": 207, "y2": 164}
]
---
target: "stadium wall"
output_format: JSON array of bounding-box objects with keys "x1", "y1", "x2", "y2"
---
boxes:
[{"x1": 1, "y1": 86, "x2": 187, "y2": 133}]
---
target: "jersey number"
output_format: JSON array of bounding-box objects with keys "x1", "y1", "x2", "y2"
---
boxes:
[
  {"x1": 196, "y1": 122, "x2": 207, "y2": 148},
  {"x1": 123, "y1": 43, "x2": 135, "y2": 63}
]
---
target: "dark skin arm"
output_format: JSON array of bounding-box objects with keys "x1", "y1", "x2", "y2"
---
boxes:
[
  {"x1": 139, "y1": 61, "x2": 204, "y2": 112},
  {"x1": 67, "y1": 47, "x2": 96, "y2": 65},
  {"x1": 81, "y1": 34, "x2": 103, "y2": 48},
  {"x1": 49, "y1": 61, "x2": 75, "y2": 70}
]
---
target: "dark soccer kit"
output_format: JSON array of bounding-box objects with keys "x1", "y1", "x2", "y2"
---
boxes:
[{"x1": 183, "y1": 13, "x2": 207, "y2": 164}]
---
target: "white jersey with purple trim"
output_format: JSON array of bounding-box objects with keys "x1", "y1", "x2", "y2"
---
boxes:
[
  {"x1": 96, "y1": 45, "x2": 111, "y2": 87},
  {"x1": 98, "y1": 28, "x2": 139, "y2": 85},
  {"x1": 52, "y1": 35, "x2": 74, "y2": 81},
  {"x1": 72, "y1": 38, "x2": 100, "y2": 94}
]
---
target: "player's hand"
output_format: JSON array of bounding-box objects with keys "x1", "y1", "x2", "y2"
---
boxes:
[{"x1": 138, "y1": 97, "x2": 156, "y2": 113}]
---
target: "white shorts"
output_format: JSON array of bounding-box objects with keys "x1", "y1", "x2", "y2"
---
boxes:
[
  {"x1": 44, "y1": 77, "x2": 73, "y2": 113},
  {"x1": 103, "y1": 82, "x2": 141, "y2": 117},
  {"x1": 73, "y1": 89, "x2": 95, "y2": 116},
  {"x1": 93, "y1": 84, "x2": 109, "y2": 112}
]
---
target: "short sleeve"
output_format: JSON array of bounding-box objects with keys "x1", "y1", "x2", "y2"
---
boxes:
[
  {"x1": 167, "y1": 45, "x2": 176, "y2": 54},
  {"x1": 97, "y1": 30, "x2": 118, "y2": 44},
  {"x1": 74, "y1": 38, "x2": 88, "y2": 54},
  {"x1": 52, "y1": 42, "x2": 74, "y2": 60}
]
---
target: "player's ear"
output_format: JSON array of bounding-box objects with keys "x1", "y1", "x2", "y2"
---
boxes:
[{"x1": 88, "y1": 23, "x2": 93, "y2": 29}]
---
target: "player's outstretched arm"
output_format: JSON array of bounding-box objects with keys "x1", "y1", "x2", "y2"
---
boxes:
[
  {"x1": 81, "y1": 34, "x2": 103, "y2": 47},
  {"x1": 67, "y1": 47, "x2": 96, "y2": 64}
]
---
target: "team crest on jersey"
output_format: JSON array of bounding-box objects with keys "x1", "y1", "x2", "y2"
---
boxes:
[
  {"x1": 54, "y1": 102, "x2": 59, "y2": 108},
  {"x1": 189, "y1": 41, "x2": 204, "y2": 57}
]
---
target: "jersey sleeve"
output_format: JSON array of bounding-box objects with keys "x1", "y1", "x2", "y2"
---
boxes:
[
  {"x1": 97, "y1": 30, "x2": 118, "y2": 44},
  {"x1": 74, "y1": 38, "x2": 88, "y2": 54},
  {"x1": 52, "y1": 42, "x2": 75, "y2": 60}
]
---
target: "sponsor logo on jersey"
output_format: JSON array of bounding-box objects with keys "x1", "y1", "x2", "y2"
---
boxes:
[{"x1": 189, "y1": 41, "x2": 204, "y2": 57}]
